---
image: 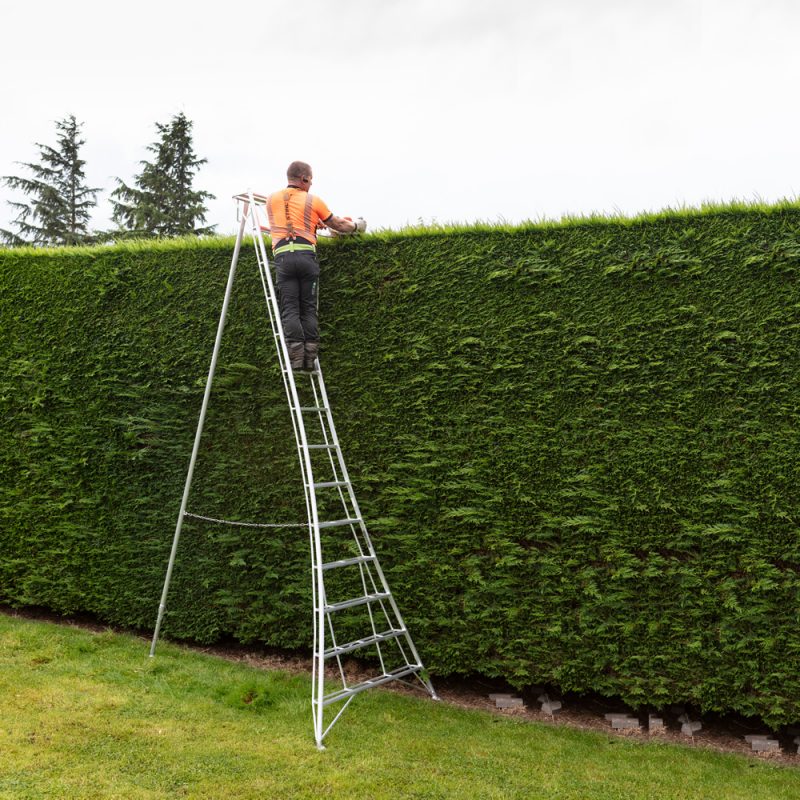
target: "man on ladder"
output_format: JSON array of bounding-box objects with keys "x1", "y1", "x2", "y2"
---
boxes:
[{"x1": 266, "y1": 161, "x2": 367, "y2": 371}]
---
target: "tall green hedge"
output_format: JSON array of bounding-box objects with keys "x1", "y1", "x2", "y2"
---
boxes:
[{"x1": 2, "y1": 204, "x2": 800, "y2": 725}]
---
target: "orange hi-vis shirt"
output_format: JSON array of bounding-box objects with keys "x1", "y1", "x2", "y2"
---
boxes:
[{"x1": 266, "y1": 187, "x2": 332, "y2": 247}]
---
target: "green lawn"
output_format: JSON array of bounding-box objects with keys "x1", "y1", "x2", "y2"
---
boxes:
[{"x1": 0, "y1": 614, "x2": 797, "y2": 799}]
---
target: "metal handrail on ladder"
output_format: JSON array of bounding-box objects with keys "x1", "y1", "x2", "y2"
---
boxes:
[{"x1": 150, "y1": 191, "x2": 438, "y2": 749}]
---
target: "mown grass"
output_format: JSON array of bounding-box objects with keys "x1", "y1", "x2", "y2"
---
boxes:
[{"x1": 0, "y1": 615, "x2": 798, "y2": 799}]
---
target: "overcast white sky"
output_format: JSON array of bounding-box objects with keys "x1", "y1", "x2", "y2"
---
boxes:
[{"x1": 2, "y1": 0, "x2": 798, "y2": 236}]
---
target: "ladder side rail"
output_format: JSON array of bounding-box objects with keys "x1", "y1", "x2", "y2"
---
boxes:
[
  {"x1": 251, "y1": 232, "x2": 303, "y2": 417},
  {"x1": 309, "y1": 370, "x2": 416, "y2": 679},
  {"x1": 308, "y1": 376, "x2": 366, "y2": 553},
  {"x1": 247, "y1": 198, "x2": 318, "y2": 542},
  {"x1": 324, "y1": 610, "x2": 351, "y2": 689},
  {"x1": 251, "y1": 241, "x2": 326, "y2": 749},
  {"x1": 249, "y1": 203, "x2": 316, "y2": 514},
  {"x1": 356, "y1": 561, "x2": 391, "y2": 676},
  {"x1": 313, "y1": 369, "x2": 371, "y2": 544},
  {"x1": 314, "y1": 366, "x2": 396, "y2": 568},
  {"x1": 368, "y1": 593, "x2": 416, "y2": 668},
  {"x1": 362, "y1": 558, "x2": 431, "y2": 687},
  {"x1": 318, "y1": 547, "x2": 387, "y2": 677},
  {"x1": 314, "y1": 366, "x2": 434, "y2": 687},
  {"x1": 245, "y1": 195, "x2": 327, "y2": 746},
  {"x1": 251, "y1": 194, "x2": 325, "y2": 747},
  {"x1": 308, "y1": 377, "x2": 391, "y2": 640},
  {"x1": 306, "y1": 382, "x2": 368, "y2": 746},
  {"x1": 308, "y1": 372, "x2": 412, "y2": 671},
  {"x1": 303, "y1": 375, "x2": 358, "y2": 687},
  {"x1": 248, "y1": 203, "x2": 318, "y2": 569},
  {"x1": 248, "y1": 207, "x2": 323, "y2": 730},
  {"x1": 306, "y1": 375, "x2": 393, "y2": 677},
  {"x1": 308, "y1": 375, "x2": 348, "y2": 488},
  {"x1": 150, "y1": 208, "x2": 249, "y2": 657},
  {"x1": 307, "y1": 382, "x2": 387, "y2": 623},
  {"x1": 248, "y1": 200, "x2": 298, "y2": 412}
]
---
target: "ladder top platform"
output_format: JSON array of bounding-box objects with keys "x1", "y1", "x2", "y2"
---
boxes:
[{"x1": 233, "y1": 191, "x2": 269, "y2": 205}]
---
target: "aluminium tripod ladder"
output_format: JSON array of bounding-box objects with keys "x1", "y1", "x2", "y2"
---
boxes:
[{"x1": 150, "y1": 190, "x2": 438, "y2": 748}]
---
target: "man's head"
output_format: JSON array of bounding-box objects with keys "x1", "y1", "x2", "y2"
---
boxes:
[{"x1": 287, "y1": 161, "x2": 313, "y2": 189}]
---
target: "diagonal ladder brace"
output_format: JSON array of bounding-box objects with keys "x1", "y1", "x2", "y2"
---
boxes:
[{"x1": 150, "y1": 190, "x2": 438, "y2": 749}]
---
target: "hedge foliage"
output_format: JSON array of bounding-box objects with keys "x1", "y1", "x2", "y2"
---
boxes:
[{"x1": 2, "y1": 204, "x2": 800, "y2": 726}]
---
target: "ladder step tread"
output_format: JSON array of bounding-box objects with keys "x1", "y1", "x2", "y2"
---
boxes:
[
  {"x1": 321, "y1": 554, "x2": 376, "y2": 571},
  {"x1": 299, "y1": 406, "x2": 328, "y2": 412},
  {"x1": 324, "y1": 628, "x2": 406, "y2": 659},
  {"x1": 323, "y1": 592, "x2": 391, "y2": 613},
  {"x1": 318, "y1": 518, "x2": 360, "y2": 529},
  {"x1": 307, "y1": 444, "x2": 337, "y2": 450},
  {"x1": 319, "y1": 665, "x2": 422, "y2": 707},
  {"x1": 312, "y1": 480, "x2": 349, "y2": 489}
]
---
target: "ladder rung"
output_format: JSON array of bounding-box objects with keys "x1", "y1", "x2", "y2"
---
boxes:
[
  {"x1": 317, "y1": 518, "x2": 360, "y2": 529},
  {"x1": 324, "y1": 628, "x2": 406, "y2": 659},
  {"x1": 321, "y1": 554, "x2": 376, "y2": 571},
  {"x1": 323, "y1": 592, "x2": 391, "y2": 613},
  {"x1": 312, "y1": 480, "x2": 349, "y2": 489},
  {"x1": 299, "y1": 406, "x2": 328, "y2": 412},
  {"x1": 319, "y1": 665, "x2": 422, "y2": 707},
  {"x1": 307, "y1": 444, "x2": 337, "y2": 450}
]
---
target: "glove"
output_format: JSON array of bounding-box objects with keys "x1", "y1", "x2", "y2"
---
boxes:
[{"x1": 353, "y1": 217, "x2": 367, "y2": 234}]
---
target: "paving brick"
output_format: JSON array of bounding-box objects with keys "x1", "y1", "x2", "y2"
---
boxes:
[
  {"x1": 751, "y1": 739, "x2": 780, "y2": 753},
  {"x1": 744, "y1": 734, "x2": 770, "y2": 743},
  {"x1": 604, "y1": 713, "x2": 632, "y2": 721},
  {"x1": 488, "y1": 693, "x2": 513, "y2": 701},
  {"x1": 648, "y1": 716, "x2": 665, "y2": 731},
  {"x1": 495, "y1": 697, "x2": 524, "y2": 709},
  {"x1": 541, "y1": 701, "x2": 562, "y2": 715},
  {"x1": 681, "y1": 721, "x2": 702, "y2": 736}
]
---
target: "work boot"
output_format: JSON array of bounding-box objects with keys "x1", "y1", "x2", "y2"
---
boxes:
[
  {"x1": 286, "y1": 341, "x2": 305, "y2": 371},
  {"x1": 304, "y1": 340, "x2": 320, "y2": 372}
]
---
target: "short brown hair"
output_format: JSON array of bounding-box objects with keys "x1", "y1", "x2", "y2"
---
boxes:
[{"x1": 287, "y1": 161, "x2": 312, "y2": 180}]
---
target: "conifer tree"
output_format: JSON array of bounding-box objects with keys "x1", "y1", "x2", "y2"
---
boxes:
[
  {"x1": 111, "y1": 112, "x2": 215, "y2": 238},
  {"x1": 1, "y1": 115, "x2": 100, "y2": 246}
]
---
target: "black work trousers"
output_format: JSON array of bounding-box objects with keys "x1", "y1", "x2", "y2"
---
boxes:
[{"x1": 275, "y1": 250, "x2": 320, "y2": 343}]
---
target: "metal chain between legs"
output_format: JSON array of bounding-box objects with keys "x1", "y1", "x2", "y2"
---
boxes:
[{"x1": 183, "y1": 512, "x2": 306, "y2": 529}]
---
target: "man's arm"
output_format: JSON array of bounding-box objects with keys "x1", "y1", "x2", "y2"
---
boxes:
[{"x1": 323, "y1": 214, "x2": 366, "y2": 234}]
